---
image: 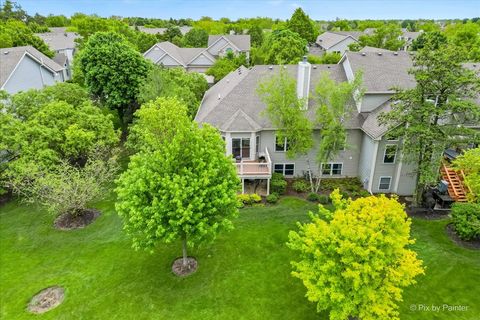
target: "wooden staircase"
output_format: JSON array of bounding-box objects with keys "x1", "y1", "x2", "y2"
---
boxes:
[{"x1": 440, "y1": 163, "x2": 468, "y2": 202}]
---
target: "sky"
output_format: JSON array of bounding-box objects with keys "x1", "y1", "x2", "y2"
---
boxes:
[{"x1": 12, "y1": 0, "x2": 480, "y2": 20}]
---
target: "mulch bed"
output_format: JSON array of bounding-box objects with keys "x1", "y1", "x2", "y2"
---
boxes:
[
  {"x1": 405, "y1": 206, "x2": 450, "y2": 220},
  {"x1": 446, "y1": 223, "x2": 480, "y2": 250},
  {"x1": 27, "y1": 286, "x2": 64, "y2": 314},
  {"x1": 172, "y1": 257, "x2": 198, "y2": 277},
  {"x1": 54, "y1": 209, "x2": 100, "y2": 230},
  {"x1": 0, "y1": 191, "x2": 13, "y2": 206}
]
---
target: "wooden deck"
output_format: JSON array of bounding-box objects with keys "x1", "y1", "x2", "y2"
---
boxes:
[
  {"x1": 440, "y1": 163, "x2": 468, "y2": 202},
  {"x1": 235, "y1": 148, "x2": 272, "y2": 178}
]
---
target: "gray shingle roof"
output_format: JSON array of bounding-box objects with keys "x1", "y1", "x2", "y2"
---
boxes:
[
  {"x1": 137, "y1": 26, "x2": 192, "y2": 35},
  {"x1": 344, "y1": 51, "x2": 415, "y2": 92},
  {"x1": 208, "y1": 35, "x2": 251, "y2": 51},
  {"x1": 361, "y1": 100, "x2": 391, "y2": 139},
  {"x1": 35, "y1": 31, "x2": 79, "y2": 51},
  {"x1": 0, "y1": 46, "x2": 64, "y2": 88},
  {"x1": 195, "y1": 64, "x2": 363, "y2": 132},
  {"x1": 152, "y1": 41, "x2": 214, "y2": 66},
  {"x1": 315, "y1": 31, "x2": 361, "y2": 50},
  {"x1": 331, "y1": 31, "x2": 364, "y2": 39},
  {"x1": 53, "y1": 52, "x2": 68, "y2": 66},
  {"x1": 360, "y1": 46, "x2": 393, "y2": 53}
]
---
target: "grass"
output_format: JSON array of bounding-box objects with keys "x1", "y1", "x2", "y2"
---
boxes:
[{"x1": 1, "y1": 196, "x2": 479, "y2": 319}]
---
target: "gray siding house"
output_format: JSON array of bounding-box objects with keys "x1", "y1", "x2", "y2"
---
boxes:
[
  {"x1": 0, "y1": 46, "x2": 65, "y2": 95},
  {"x1": 195, "y1": 51, "x2": 436, "y2": 196}
]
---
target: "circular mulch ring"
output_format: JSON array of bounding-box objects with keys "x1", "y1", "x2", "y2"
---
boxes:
[
  {"x1": 172, "y1": 257, "x2": 198, "y2": 277},
  {"x1": 445, "y1": 224, "x2": 480, "y2": 250},
  {"x1": 54, "y1": 209, "x2": 100, "y2": 230},
  {"x1": 27, "y1": 286, "x2": 64, "y2": 314}
]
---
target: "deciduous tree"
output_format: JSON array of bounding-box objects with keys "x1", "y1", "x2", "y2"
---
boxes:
[
  {"x1": 287, "y1": 8, "x2": 318, "y2": 43},
  {"x1": 182, "y1": 27, "x2": 208, "y2": 47},
  {"x1": 262, "y1": 29, "x2": 307, "y2": 64},
  {"x1": 287, "y1": 190, "x2": 424, "y2": 320},
  {"x1": 453, "y1": 147, "x2": 480, "y2": 202},
  {"x1": 206, "y1": 52, "x2": 247, "y2": 82}
]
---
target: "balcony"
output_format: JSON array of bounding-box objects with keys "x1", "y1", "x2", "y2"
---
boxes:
[{"x1": 235, "y1": 148, "x2": 272, "y2": 179}]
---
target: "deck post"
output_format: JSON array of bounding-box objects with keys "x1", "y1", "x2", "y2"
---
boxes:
[
  {"x1": 266, "y1": 178, "x2": 270, "y2": 195},
  {"x1": 242, "y1": 178, "x2": 245, "y2": 194}
]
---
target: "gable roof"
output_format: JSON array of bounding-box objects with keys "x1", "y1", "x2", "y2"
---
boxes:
[
  {"x1": 208, "y1": 35, "x2": 251, "y2": 51},
  {"x1": 0, "y1": 46, "x2": 64, "y2": 88},
  {"x1": 195, "y1": 64, "x2": 364, "y2": 132},
  {"x1": 316, "y1": 31, "x2": 359, "y2": 50},
  {"x1": 360, "y1": 46, "x2": 394, "y2": 53},
  {"x1": 136, "y1": 26, "x2": 192, "y2": 35},
  {"x1": 146, "y1": 41, "x2": 215, "y2": 67},
  {"x1": 343, "y1": 51, "x2": 415, "y2": 92},
  {"x1": 361, "y1": 100, "x2": 392, "y2": 139},
  {"x1": 35, "y1": 31, "x2": 79, "y2": 51}
]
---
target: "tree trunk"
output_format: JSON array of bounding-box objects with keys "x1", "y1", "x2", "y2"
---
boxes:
[
  {"x1": 305, "y1": 157, "x2": 315, "y2": 193},
  {"x1": 182, "y1": 234, "x2": 188, "y2": 267}
]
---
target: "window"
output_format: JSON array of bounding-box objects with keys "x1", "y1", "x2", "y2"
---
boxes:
[
  {"x1": 383, "y1": 145, "x2": 397, "y2": 164},
  {"x1": 321, "y1": 163, "x2": 343, "y2": 176},
  {"x1": 275, "y1": 135, "x2": 289, "y2": 152},
  {"x1": 256, "y1": 135, "x2": 260, "y2": 154},
  {"x1": 274, "y1": 164, "x2": 295, "y2": 176},
  {"x1": 378, "y1": 177, "x2": 392, "y2": 191},
  {"x1": 232, "y1": 138, "x2": 250, "y2": 159}
]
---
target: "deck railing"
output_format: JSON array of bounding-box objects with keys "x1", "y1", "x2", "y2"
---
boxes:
[{"x1": 235, "y1": 148, "x2": 272, "y2": 177}]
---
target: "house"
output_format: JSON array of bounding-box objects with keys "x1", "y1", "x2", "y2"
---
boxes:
[
  {"x1": 0, "y1": 46, "x2": 65, "y2": 94},
  {"x1": 194, "y1": 50, "x2": 425, "y2": 196},
  {"x1": 400, "y1": 29, "x2": 423, "y2": 50},
  {"x1": 35, "y1": 28, "x2": 80, "y2": 79},
  {"x1": 315, "y1": 31, "x2": 362, "y2": 55},
  {"x1": 136, "y1": 26, "x2": 192, "y2": 35},
  {"x1": 144, "y1": 34, "x2": 251, "y2": 83}
]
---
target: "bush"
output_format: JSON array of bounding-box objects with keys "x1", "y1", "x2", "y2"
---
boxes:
[
  {"x1": 271, "y1": 174, "x2": 287, "y2": 195},
  {"x1": 293, "y1": 180, "x2": 309, "y2": 193},
  {"x1": 250, "y1": 193, "x2": 262, "y2": 203},
  {"x1": 359, "y1": 189, "x2": 371, "y2": 197},
  {"x1": 318, "y1": 194, "x2": 329, "y2": 204},
  {"x1": 237, "y1": 193, "x2": 262, "y2": 206},
  {"x1": 451, "y1": 203, "x2": 480, "y2": 241},
  {"x1": 266, "y1": 193, "x2": 279, "y2": 204},
  {"x1": 307, "y1": 192, "x2": 320, "y2": 202}
]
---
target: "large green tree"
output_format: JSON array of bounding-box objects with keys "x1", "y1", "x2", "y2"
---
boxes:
[
  {"x1": 453, "y1": 147, "x2": 480, "y2": 202},
  {"x1": 247, "y1": 25, "x2": 264, "y2": 47},
  {"x1": 138, "y1": 66, "x2": 208, "y2": 118},
  {"x1": 262, "y1": 29, "x2": 307, "y2": 64},
  {"x1": 288, "y1": 190, "x2": 424, "y2": 320},
  {"x1": 76, "y1": 32, "x2": 150, "y2": 130},
  {"x1": 182, "y1": 27, "x2": 208, "y2": 47},
  {"x1": 206, "y1": 52, "x2": 247, "y2": 82},
  {"x1": 116, "y1": 98, "x2": 240, "y2": 272},
  {"x1": 287, "y1": 8, "x2": 318, "y2": 43},
  {"x1": 0, "y1": 20, "x2": 54, "y2": 57},
  {"x1": 379, "y1": 41, "x2": 480, "y2": 203},
  {"x1": 357, "y1": 23, "x2": 405, "y2": 51}
]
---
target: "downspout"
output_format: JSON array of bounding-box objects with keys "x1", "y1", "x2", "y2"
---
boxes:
[
  {"x1": 368, "y1": 140, "x2": 379, "y2": 194},
  {"x1": 39, "y1": 58, "x2": 46, "y2": 87}
]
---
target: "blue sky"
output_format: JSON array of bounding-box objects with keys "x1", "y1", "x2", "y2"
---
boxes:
[{"x1": 14, "y1": 0, "x2": 480, "y2": 20}]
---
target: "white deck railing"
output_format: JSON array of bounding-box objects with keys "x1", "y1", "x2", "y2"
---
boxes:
[{"x1": 235, "y1": 148, "x2": 272, "y2": 177}]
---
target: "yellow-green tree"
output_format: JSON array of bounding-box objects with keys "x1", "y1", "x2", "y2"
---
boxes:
[
  {"x1": 288, "y1": 190, "x2": 424, "y2": 320},
  {"x1": 453, "y1": 147, "x2": 480, "y2": 202}
]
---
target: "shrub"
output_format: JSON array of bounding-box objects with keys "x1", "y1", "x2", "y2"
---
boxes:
[
  {"x1": 359, "y1": 189, "x2": 371, "y2": 197},
  {"x1": 318, "y1": 194, "x2": 329, "y2": 204},
  {"x1": 266, "y1": 193, "x2": 279, "y2": 204},
  {"x1": 237, "y1": 193, "x2": 262, "y2": 206},
  {"x1": 293, "y1": 180, "x2": 309, "y2": 193},
  {"x1": 451, "y1": 202, "x2": 480, "y2": 241},
  {"x1": 270, "y1": 175, "x2": 287, "y2": 195},
  {"x1": 307, "y1": 192, "x2": 320, "y2": 202},
  {"x1": 250, "y1": 193, "x2": 262, "y2": 203}
]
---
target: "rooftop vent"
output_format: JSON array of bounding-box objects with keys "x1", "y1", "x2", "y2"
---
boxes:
[
  {"x1": 283, "y1": 65, "x2": 287, "y2": 69},
  {"x1": 393, "y1": 52, "x2": 398, "y2": 55},
  {"x1": 3, "y1": 51, "x2": 9, "y2": 55},
  {"x1": 313, "y1": 65, "x2": 317, "y2": 69},
  {"x1": 377, "y1": 52, "x2": 382, "y2": 56},
  {"x1": 268, "y1": 66, "x2": 273, "y2": 70},
  {"x1": 361, "y1": 52, "x2": 366, "y2": 56},
  {"x1": 217, "y1": 94, "x2": 221, "y2": 100}
]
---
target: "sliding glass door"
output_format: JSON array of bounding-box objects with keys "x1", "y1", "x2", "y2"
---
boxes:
[{"x1": 232, "y1": 138, "x2": 250, "y2": 159}]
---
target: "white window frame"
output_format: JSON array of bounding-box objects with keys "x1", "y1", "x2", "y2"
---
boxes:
[
  {"x1": 321, "y1": 162, "x2": 343, "y2": 176},
  {"x1": 275, "y1": 135, "x2": 289, "y2": 152},
  {"x1": 383, "y1": 144, "x2": 397, "y2": 164},
  {"x1": 273, "y1": 163, "x2": 295, "y2": 176},
  {"x1": 378, "y1": 176, "x2": 392, "y2": 191}
]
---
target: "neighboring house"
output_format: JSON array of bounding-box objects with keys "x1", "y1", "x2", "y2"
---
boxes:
[
  {"x1": 35, "y1": 29, "x2": 80, "y2": 79},
  {"x1": 400, "y1": 29, "x2": 423, "y2": 50},
  {"x1": 194, "y1": 51, "x2": 435, "y2": 196},
  {"x1": 144, "y1": 35, "x2": 251, "y2": 83},
  {"x1": 136, "y1": 26, "x2": 192, "y2": 35},
  {"x1": 315, "y1": 31, "x2": 361, "y2": 55},
  {"x1": 0, "y1": 46, "x2": 65, "y2": 94}
]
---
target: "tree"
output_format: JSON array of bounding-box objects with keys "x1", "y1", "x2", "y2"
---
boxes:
[
  {"x1": 258, "y1": 68, "x2": 362, "y2": 192},
  {"x1": 287, "y1": 190, "x2": 424, "y2": 320},
  {"x1": 247, "y1": 25, "x2": 264, "y2": 47},
  {"x1": 206, "y1": 52, "x2": 247, "y2": 81},
  {"x1": 357, "y1": 23, "x2": 405, "y2": 51},
  {"x1": 262, "y1": 29, "x2": 307, "y2": 64},
  {"x1": 411, "y1": 31, "x2": 447, "y2": 51},
  {"x1": 138, "y1": 66, "x2": 208, "y2": 118},
  {"x1": 287, "y1": 8, "x2": 318, "y2": 43},
  {"x1": 182, "y1": 27, "x2": 208, "y2": 47},
  {"x1": 76, "y1": 32, "x2": 150, "y2": 131},
  {"x1": 116, "y1": 98, "x2": 240, "y2": 272},
  {"x1": 453, "y1": 148, "x2": 480, "y2": 202},
  {"x1": 0, "y1": 20, "x2": 54, "y2": 57},
  {"x1": 308, "y1": 52, "x2": 341, "y2": 64},
  {"x1": 0, "y1": 0, "x2": 28, "y2": 22},
  {"x1": 379, "y1": 42, "x2": 480, "y2": 204},
  {"x1": 445, "y1": 22, "x2": 480, "y2": 61}
]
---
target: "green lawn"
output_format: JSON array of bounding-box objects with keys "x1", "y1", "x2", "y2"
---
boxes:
[{"x1": 1, "y1": 196, "x2": 479, "y2": 319}]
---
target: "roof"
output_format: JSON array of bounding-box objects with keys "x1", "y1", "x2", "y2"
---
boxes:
[
  {"x1": 361, "y1": 100, "x2": 391, "y2": 139},
  {"x1": 343, "y1": 51, "x2": 415, "y2": 92},
  {"x1": 208, "y1": 35, "x2": 251, "y2": 51},
  {"x1": 316, "y1": 31, "x2": 359, "y2": 50},
  {"x1": 53, "y1": 52, "x2": 68, "y2": 66},
  {"x1": 35, "y1": 31, "x2": 79, "y2": 51},
  {"x1": 360, "y1": 46, "x2": 394, "y2": 53},
  {"x1": 149, "y1": 41, "x2": 215, "y2": 66},
  {"x1": 195, "y1": 64, "x2": 364, "y2": 132},
  {"x1": 137, "y1": 26, "x2": 192, "y2": 35},
  {"x1": 0, "y1": 46, "x2": 64, "y2": 88},
  {"x1": 402, "y1": 31, "x2": 422, "y2": 41},
  {"x1": 331, "y1": 31, "x2": 364, "y2": 39}
]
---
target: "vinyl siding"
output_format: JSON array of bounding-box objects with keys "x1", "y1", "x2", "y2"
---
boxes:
[
  {"x1": 144, "y1": 47, "x2": 166, "y2": 63},
  {"x1": 207, "y1": 38, "x2": 229, "y2": 56},
  {"x1": 189, "y1": 54, "x2": 214, "y2": 66},
  {"x1": 326, "y1": 37, "x2": 357, "y2": 55},
  {"x1": 357, "y1": 133, "x2": 376, "y2": 188}
]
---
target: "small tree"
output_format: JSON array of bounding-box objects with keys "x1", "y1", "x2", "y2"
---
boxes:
[
  {"x1": 182, "y1": 27, "x2": 208, "y2": 47},
  {"x1": 76, "y1": 32, "x2": 151, "y2": 131},
  {"x1": 247, "y1": 25, "x2": 264, "y2": 47},
  {"x1": 453, "y1": 147, "x2": 480, "y2": 202},
  {"x1": 288, "y1": 190, "x2": 424, "y2": 320},
  {"x1": 262, "y1": 29, "x2": 307, "y2": 64},
  {"x1": 287, "y1": 8, "x2": 318, "y2": 43},
  {"x1": 116, "y1": 98, "x2": 240, "y2": 272},
  {"x1": 379, "y1": 41, "x2": 480, "y2": 204},
  {"x1": 206, "y1": 52, "x2": 247, "y2": 82},
  {"x1": 357, "y1": 23, "x2": 405, "y2": 51}
]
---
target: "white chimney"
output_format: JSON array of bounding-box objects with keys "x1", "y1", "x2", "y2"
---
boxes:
[{"x1": 297, "y1": 56, "x2": 311, "y2": 110}]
